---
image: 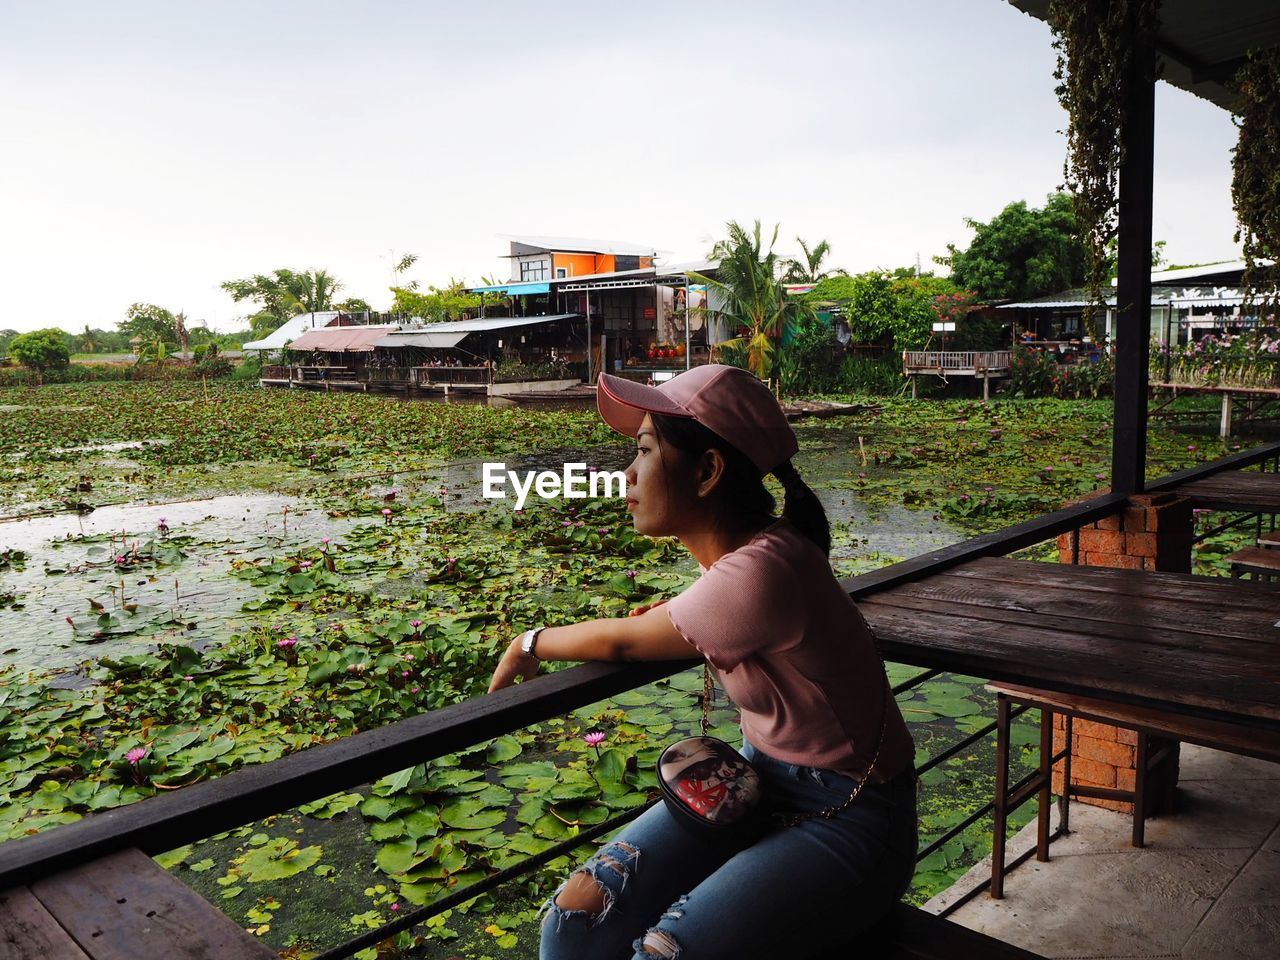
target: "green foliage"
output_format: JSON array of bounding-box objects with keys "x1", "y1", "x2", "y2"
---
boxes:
[
  {"x1": 782, "y1": 237, "x2": 843, "y2": 284},
  {"x1": 1005, "y1": 346, "x2": 1114, "y2": 399},
  {"x1": 776, "y1": 310, "x2": 843, "y2": 395},
  {"x1": 1048, "y1": 0, "x2": 1160, "y2": 330},
  {"x1": 835, "y1": 271, "x2": 962, "y2": 351},
  {"x1": 692, "y1": 220, "x2": 813, "y2": 380},
  {"x1": 840, "y1": 354, "x2": 904, "y2": 396},
  {"x1": 119, "y1": 303, "x2": 178, "y2": 345},
  {"x1": 222, "y1": 269, "x2": 346, "y2": 333},
  {"x1": 940, "y1": 193, "x2": 1089, "y2": 302},
  {"x1": 1154, "y1": 334, "x2": 1280, "y2": 389},
  {"x1": 1230, "y1": 47, "x2": 1280, "y2": 316},
  {"x1": 8, "y1": 329, "x2": 71, "y2": 372},
  {"x1": 389, "y1": 279, "x2": 483, "y2": 322}
]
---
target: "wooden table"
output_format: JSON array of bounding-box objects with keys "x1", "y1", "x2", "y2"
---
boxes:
[
  {"x1": 1171, "y1": 469, "x2": 1280, "y2": 513},
  {"x1": 858, "y1": 556, "x2": 1280, "y2": 734}
]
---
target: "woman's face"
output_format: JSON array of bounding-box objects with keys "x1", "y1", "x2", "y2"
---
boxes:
[{"x1": 624, "y1": 413, "x2": 698, "y2": 537}]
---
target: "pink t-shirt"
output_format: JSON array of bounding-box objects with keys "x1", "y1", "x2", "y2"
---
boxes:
[{"x1": 665, "y1": 517, "x2": 914, "y2": 782}]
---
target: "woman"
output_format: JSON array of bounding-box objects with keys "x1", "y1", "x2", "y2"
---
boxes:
[{"x1": 488, "y1": 364, "x2": 917, "y2": 960}]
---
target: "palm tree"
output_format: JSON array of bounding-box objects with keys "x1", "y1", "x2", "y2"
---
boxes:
[
  {"x1": 79, "y1": 325, "x2": 99, "y2": 354},
  {"x1": 782, "y1": 237, "x2": 842, "y2": 284},
  {"x1": 690, "y1": 220, "x2": 812, "y2": 380}
]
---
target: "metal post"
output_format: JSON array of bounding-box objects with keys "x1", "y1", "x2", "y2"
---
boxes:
[
  {"x1": 1111, "y1": 32, "x2": 1156, "y2": 496},
  {"x1": 585, "y1": 289, "x2": 592, "y2": 385},
  {"x1": 685, "y1": 279, "x2": 691, "y2": 370}
]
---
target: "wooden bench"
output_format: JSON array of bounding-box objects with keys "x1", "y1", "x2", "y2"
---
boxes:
[
  {"x1": 863, "y1": 903, "x2": 1046, "y2": 958},
  {"x1": 987, "y1": 683, "x2": 1280, "y2": 898},
  {"x1": 1227, "y1": 545, "x2": 1280, "y2": 580},
  {"x1": 0, "y1": 847, "x2": 274, "y2": 960},
  {"x1": 1257, "y1": 528, "x2": 1280, "y2": 548}
]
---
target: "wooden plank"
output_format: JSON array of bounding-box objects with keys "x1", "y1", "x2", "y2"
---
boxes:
[
  {"x1": 891, "y1": 567, "x2": 1280, "y2": 645},
  {"x1": 30, "y1": 848, "x2": 274, "y2": 960},
  {"x1": 866, "y1": 590, "x2": 1280, "y2": 661},
  {"x1": 948, "y1": 557, "x2": 1280, "y2": 609},
  {"x1": 0, "y1": 886, "x2": 89, "y2": 960},
  {"x1": 0, "y1": 657, "x2": 686, "y2": 891},
  {"x1": 860, "y1": 603, "x2": 1280, "y2": 726},
  {"x1": 1174, "y1": 472, "x2": 1280, "y2": 512}
]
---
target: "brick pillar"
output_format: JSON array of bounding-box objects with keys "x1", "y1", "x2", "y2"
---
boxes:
[{"x1": 1051, "y1": 492, "x2": 1193, "y2": 814}]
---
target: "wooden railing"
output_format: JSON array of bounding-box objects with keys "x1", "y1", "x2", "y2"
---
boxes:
[{"x1": 902, "y1": 350, "x2": 1013, "y2": 375}]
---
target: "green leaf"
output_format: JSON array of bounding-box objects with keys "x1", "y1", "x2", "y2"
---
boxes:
[
  {"x1": 485, "y1": 736, "x2": 522, "y2": 764},
  {"x1": 439, "y1": 799, "x2": 505, "y2": 830},
  {"x1": 375, "y1": 840, "x2": 417, "y2": 876}
]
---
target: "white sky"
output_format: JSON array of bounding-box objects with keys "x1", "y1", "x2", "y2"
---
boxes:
[{"x1": 0, "y1": 1, "x2": 1243, "y2": 335}]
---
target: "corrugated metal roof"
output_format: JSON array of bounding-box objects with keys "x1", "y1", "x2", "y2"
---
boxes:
[
  {"x1": 501, "y1": 234, "x2": 658, "y2": 256},
  {"x1": 241, "y1": 312, "x2": 340, "y2": 351},
  {"x1": 999, "y1": 286, "x2": 1249, "y2": 309},
  {"x1": 373, "y1": 330, "x2": 468, "y2": 349},
  {"x1": 287, "y1": 326, "x2": 395, "y2": 352},
  {"x1": 376, "y1": 315, "x2": 580, "y2": 348}
]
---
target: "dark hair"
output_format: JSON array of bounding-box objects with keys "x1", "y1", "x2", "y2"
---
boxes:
[{"x1": 649, "y1": 413, "x2": 831, "y2": 556}]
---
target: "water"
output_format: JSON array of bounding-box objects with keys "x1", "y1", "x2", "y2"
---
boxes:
[{"x1": 0, "y1": 493, "x2": 356, "y2": 672}]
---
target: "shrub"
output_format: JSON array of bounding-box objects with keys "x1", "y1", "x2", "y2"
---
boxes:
[
  {"x1": 8, "y1": 329, "x2": 70, "y2": 373},
  {"x1": 839, "y1": 354, "x2": 904, "y2": 397}
]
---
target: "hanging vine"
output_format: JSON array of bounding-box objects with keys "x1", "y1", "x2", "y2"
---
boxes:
[
  {"x1": 1231, "y1": 47, "x2": 1280, "y2": 321},
  {"x1": 1048, "y1": 0, "x2": 1162, "y2": 338}
]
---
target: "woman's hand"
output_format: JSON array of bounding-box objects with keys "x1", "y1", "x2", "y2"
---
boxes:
[
  {"x1": 488, "y1": 635, "x2": 541, "y2": 693},
  {"x1": 629, "y1": 598, "x2": 668, "y2": 617}
]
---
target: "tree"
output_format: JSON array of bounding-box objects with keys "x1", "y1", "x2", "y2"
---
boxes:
[
  {"x1": 221, "y1": 269, "x2": 346, "y2": 334},
  {"x1": 390, "y1": 279, "x2": 483, "y2": 323},
  {"x1": 783, "y1": 237, "x2": 843, "y2": 284},
  {"x1": 816, "y1": 270, "x2": 965, "y2": 351},
  {"x1": 9, "y1": 329, "x2": 71, "y2": 372},
  {"x1": 119, "y1": 303, "x2": 178, "y2": 345},
  {"x1": 336, "y1": 298, "x2": 371, "y2": 313},
  {"x1": 939, "y1": 193, "x2": 1089, "y2": 301},
  {"x1": 691, "y1": 220, "x2": 812, "y2": 380}
]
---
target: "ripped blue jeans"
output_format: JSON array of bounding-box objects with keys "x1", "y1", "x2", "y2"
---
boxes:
[{"x1": 539, "y1": 732, "x2": 918, "y2": 959}]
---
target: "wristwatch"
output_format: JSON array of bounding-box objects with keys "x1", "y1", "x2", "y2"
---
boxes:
[{"x1": 520, "y1": 626, "x2": 547, "y2": 660}]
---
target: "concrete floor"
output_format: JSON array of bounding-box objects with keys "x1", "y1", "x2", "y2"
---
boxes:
[{"x1": 925, "y1": 744, "x2": 1280, "y2": 959}]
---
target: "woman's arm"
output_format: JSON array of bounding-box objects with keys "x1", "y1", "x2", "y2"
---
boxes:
[{"x1": 487, "y1": 602, "x2": 698, "y2": 693}]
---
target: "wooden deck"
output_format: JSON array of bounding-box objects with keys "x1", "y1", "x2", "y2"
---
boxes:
[
  {"x1": 0, "y1": 848, "x2": 274, "y2": 960},
  {"x1": 902, "y1": 351, "x2": 1013, "y2": 398}
]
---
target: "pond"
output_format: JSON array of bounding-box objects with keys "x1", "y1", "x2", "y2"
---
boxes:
[{"x1": 0, "y1": 381, "x2": 1266, "y2": 959}]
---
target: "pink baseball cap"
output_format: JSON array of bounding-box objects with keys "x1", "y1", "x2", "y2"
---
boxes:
[{"x1": 596, "y1": 365, "x2": 798, "y2": 474}]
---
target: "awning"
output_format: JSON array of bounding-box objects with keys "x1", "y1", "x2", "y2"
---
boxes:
[
  {"x1": 469, "y1": 282, "x2": 550, "y2": 295},
  {"x1": 374, "y1": 314, "x2": 581, "y2": 349},
  {"x1": 287, "y1": 326, "x2": 394, "y2": 352},
  {"x1": 374, "y1": 330, "x2": 468, "y2": 349}
]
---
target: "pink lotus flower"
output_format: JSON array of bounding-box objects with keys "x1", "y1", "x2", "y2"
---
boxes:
[
  {"x1": 382, "y1": 508, "x2": 392, "y2": 516},
  {"x1": 126, "y1": 747, "x2": 147, "y2": 765},
  {"x1": 277, "y1": 637, "x2": 298, "y2": 649},
  {"x1": 410, "y1": 620, "x2": 422, "y2": 628},
  {"x1": 583, "y1": 731, "x2": 607, "y2": 747}
]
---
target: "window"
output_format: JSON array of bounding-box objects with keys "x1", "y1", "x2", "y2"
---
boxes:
[
  {"x1": 520, "y1": 259, "x2": 549, "y2": 282},
  {"x1": 556, "y1": 267, "x2": 567, "y2": 279}
]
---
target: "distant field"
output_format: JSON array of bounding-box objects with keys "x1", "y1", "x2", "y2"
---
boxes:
[{"x1": 70, "y1": 353, "x2": 133, "y2": 363}]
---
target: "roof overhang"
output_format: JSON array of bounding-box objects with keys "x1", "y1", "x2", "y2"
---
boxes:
[
  {"x1": 469, "y1": 282, "x2": 551, "y2": 295},
  {"x1": 374, "y1": 315, "x2": 581, "y2": 348},
  {"x1": 1008, "y1": 0, "x2": 1280, "y2": 112},
  {"x1": 286, "y1": 326, "x2": 396, "y2": 352}
]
